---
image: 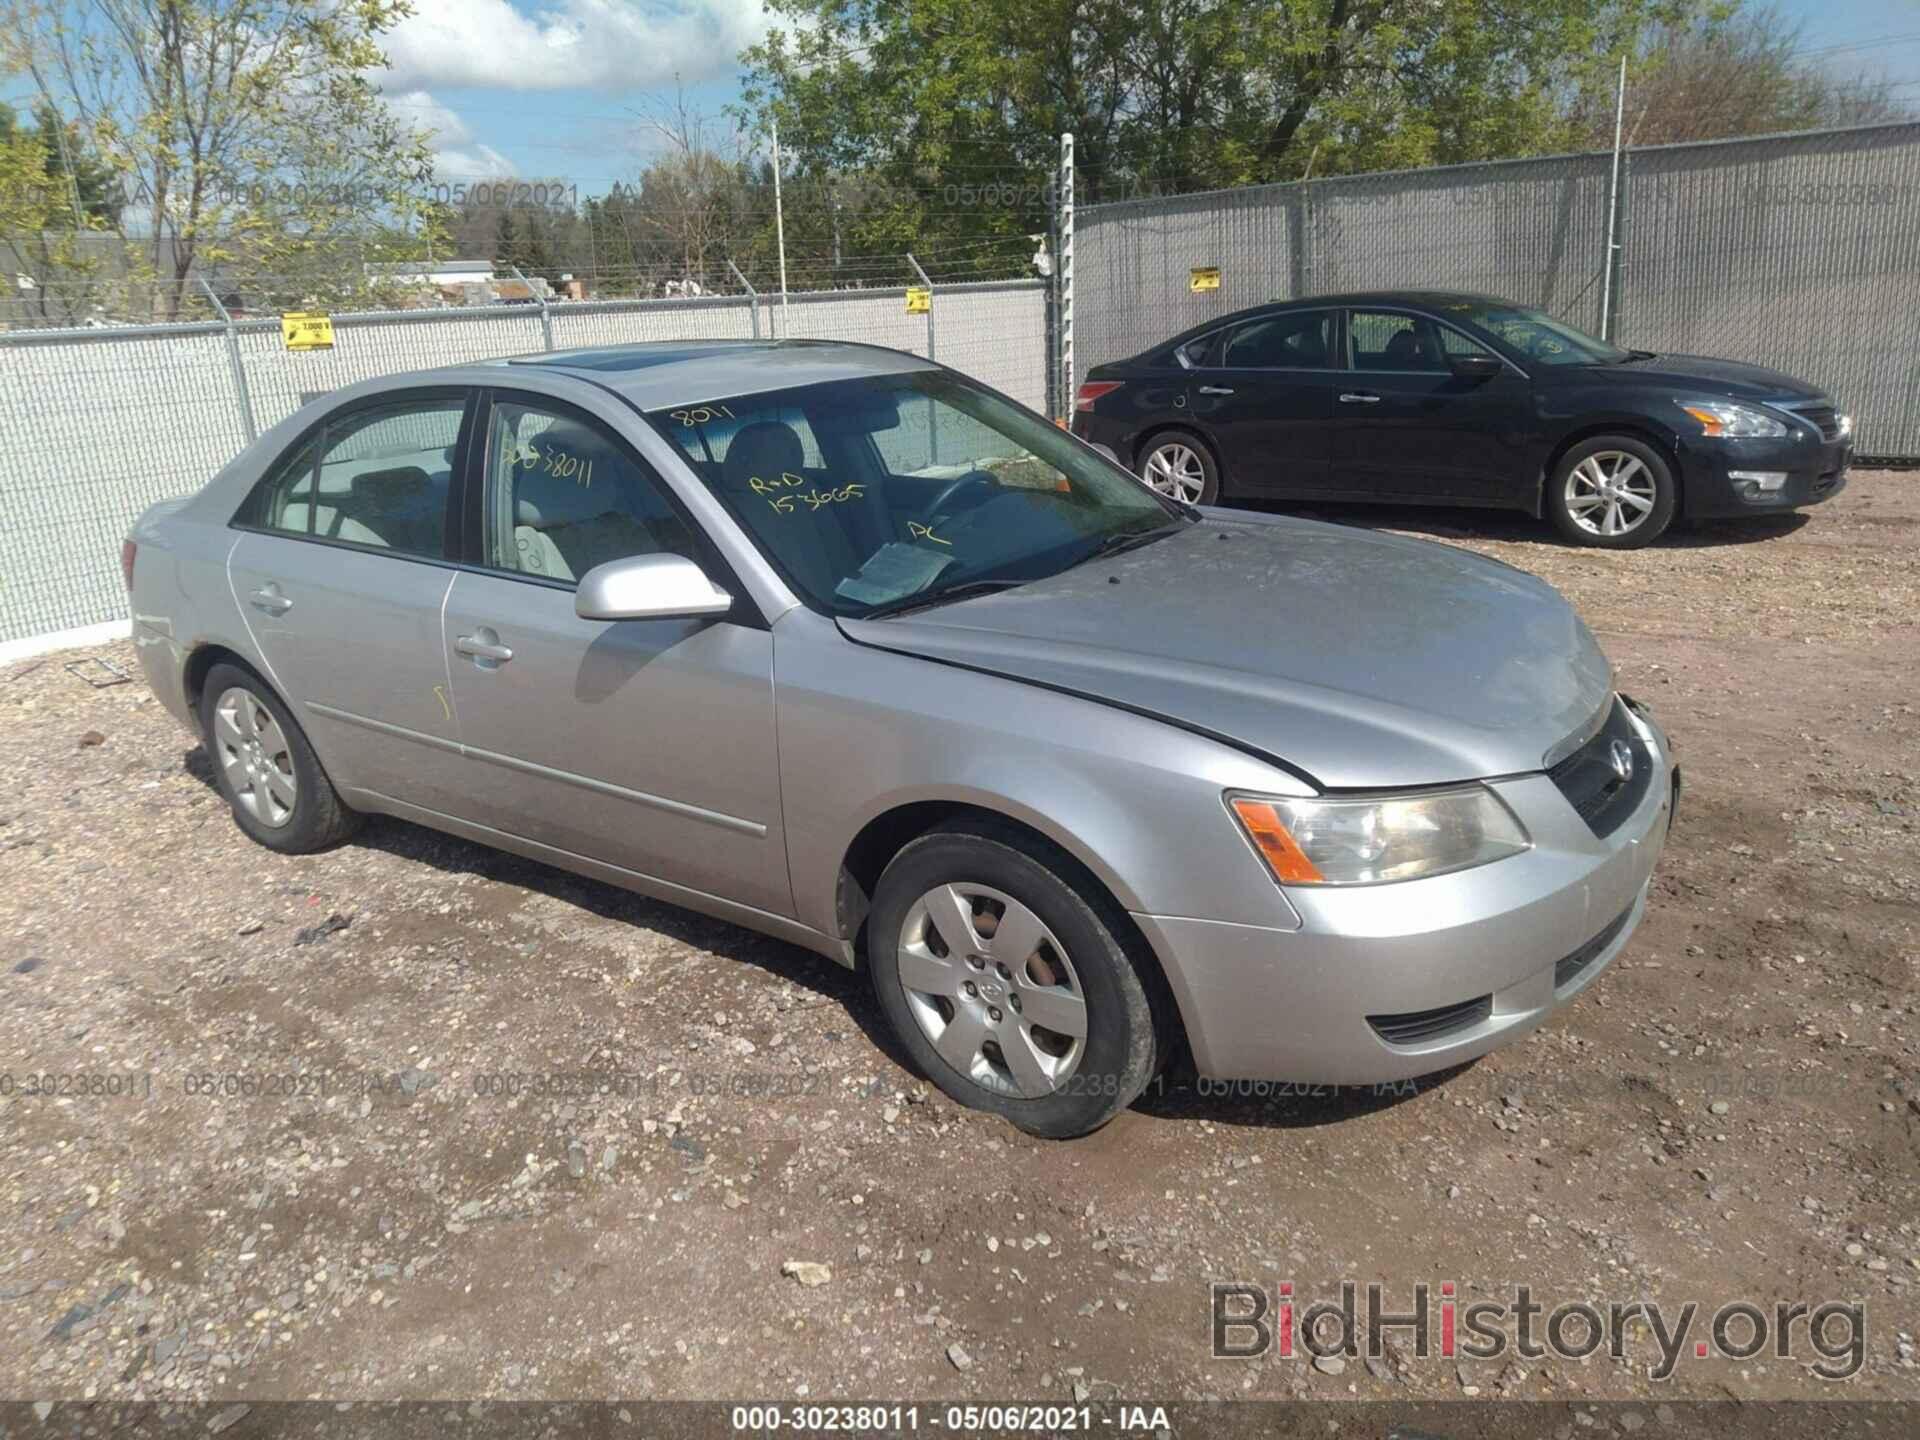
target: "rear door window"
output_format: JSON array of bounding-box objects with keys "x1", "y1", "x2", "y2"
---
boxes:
[
  {"x1": 1218, "y1": 311, "x2": 1334, "y2": 369},
  {"x1": 241, "y1": 395, "x2": 465, "y2": 559}
]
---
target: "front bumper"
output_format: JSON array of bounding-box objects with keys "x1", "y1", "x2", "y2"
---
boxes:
[
  {"x1": 1679, "y1": 431, "x2": 1852, "y2": 519},
  {"x1": 1134, "y1": 706, "x2": 1677, "y2": 1083}
]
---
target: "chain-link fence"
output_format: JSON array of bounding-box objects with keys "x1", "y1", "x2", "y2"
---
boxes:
[
  {"x1": 0, "y1": 276, "x2": 1048, "y2": 646},
  {"x1": 1073, "y1": 121, "x2": 1920, "y2": 459}
]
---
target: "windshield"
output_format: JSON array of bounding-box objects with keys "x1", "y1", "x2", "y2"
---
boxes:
[
  {"x1": 1439, "y1": 300, "x2": 1632, "y2": 366},
  {"x1": 644, "y1": 371, "x2": 1184, "y2": 617}
]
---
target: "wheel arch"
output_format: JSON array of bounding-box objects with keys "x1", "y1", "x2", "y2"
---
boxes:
[
  {"x1": 184, "y1": 641, "x2": 272, "y2": 720},
  {"x1": 833, "y1": 798, "x2": 1191, "y2": 1056},
  {"x1": 1539, "y1": 421, "x2": 1687, "y2": 519}
]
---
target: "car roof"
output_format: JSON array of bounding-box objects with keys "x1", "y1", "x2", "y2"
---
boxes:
[{"x1": 433, "y1": 339, "x2": 938, "y2": 409}]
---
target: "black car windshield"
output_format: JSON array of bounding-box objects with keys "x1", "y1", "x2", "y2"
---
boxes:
[
  {"x1": 644, "y1": 371, "x2": 1184, "y2": 617},
  {"x1": 1440, "y1": 300, "x2": 1632, "y2": 366}
]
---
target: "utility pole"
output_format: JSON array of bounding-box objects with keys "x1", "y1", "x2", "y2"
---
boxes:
[
  {"x1": 772, "y1": 119, "x2": 790, "y2": 337},
  {"x1": 1600, "y1": 56, "x2": 1627, "y2": 342}
]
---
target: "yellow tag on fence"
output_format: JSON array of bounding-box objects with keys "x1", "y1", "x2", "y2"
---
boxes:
[
  {"x1": 905, "y1": 287, "x2": 931, "y2": 314},
  {"x1": 1189, "y1": 267, "x2": 1221, "y2": 293},
  {"x1": 281, "y1": 313, "x2": 334, "y2": 351}
]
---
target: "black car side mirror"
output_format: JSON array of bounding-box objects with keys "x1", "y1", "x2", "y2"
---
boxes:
[{"x1": 1449, "y1": 353, "x2": 1505, "y2": 382}]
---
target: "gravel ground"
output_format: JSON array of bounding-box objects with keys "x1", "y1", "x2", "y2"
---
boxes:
[{"x1": 1, "y1": 473, "x2": 1916, "y2": 1406}]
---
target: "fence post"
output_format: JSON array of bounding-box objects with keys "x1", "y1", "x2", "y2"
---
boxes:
[
  {"x1": 1600, "y1": 56, "x2": 1627, "y2": 341},
  {"x1": 905, "y1": 252, "x2": 935, "y2": 361},
  {"x1": 511, "y1": 266, "x2": 554, "y2": 350},
  {"x1": 1058, "y1": 132, "x2": 1074, "y2": 415},
  {"x1": 200, "y1": 278, "x2": 257, "y2": 444},
  {"x1": 1608, "y1": 148, "x2": 1630, "y2": 341},
  {"x1": 905, "y1": 252, "x2": 938, "y2": 465},
  {"x1": 1288, "y1": 181, "x2": 1312, "y2": 299},
  {"x1": 727, "y1": 260, "x2": 761, "y2": 339}
]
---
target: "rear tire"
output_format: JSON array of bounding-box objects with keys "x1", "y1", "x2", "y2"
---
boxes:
[
  {"x1": 1546, "y1": 436, "x2": 1676, "y2": 548},
  {"x1": 199, "y1": 662, "x2": 360, "y2": 854},
  {"x1": 866, "y1": 822, "x2": 1165, "y2": 1139},
  {"x1": 1137, "y1": 430, "x2": 1221, "y2": 506}
]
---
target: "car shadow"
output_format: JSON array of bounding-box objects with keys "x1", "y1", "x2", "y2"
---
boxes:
[
  {"x1": 1224, "y1": 498, "x2": 1811, "y2": 549},
  {"x1": 178, "y1": 744, "x2": 915, "y2": 1079},
  {"x1": 179, "y1": 746, "x2": 1475, "y2": 1134},
  {"x1": 1131, "y1": 1056, "x2": 1476, "y2": 1130}
]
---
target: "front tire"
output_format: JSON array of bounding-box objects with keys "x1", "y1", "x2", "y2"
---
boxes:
[
  {"x1": 1546, "y1": 436, "x2": 1676, "y2": 548},
  {"x1": 1138, "y1": 430, "x2": 1220, "y2": 506},
  {"x1": 199, "y1": 662, "x2": 360, "y2": 854},
  {"x1": 866, "y1": 823, "x2": 1165, "y2": 1139}
]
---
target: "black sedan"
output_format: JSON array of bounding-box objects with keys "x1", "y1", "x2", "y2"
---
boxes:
[{"x1": 1071, "y1": 291, "x2": 1853, "y2": 548}]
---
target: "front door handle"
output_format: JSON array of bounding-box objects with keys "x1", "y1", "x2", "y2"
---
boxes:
[
  {"x1": 1196, "y1": 385, "x2": 1236, "y2": 396},
  {"x1": 455, "y1": 632, "x2": 514, "y2": 664},
  {"x1": 1339, "y1": 392, "x2": 1382, "y2": 404},
  {"x1": 248, "y1": 586, "x2": 293, "y2": 615}
]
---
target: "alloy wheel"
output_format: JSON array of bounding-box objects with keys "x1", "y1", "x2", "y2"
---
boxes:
[
  {"x1": 213, "y1": 686, "x2": 298, "y2": 828},
  {"x1": 1564, "y1": 450, "x2": 1658, "y2": 538},
  {"x1": 1142, "y1": 442, "x2": 1208, "y2": 503},
  {"x1": 896, "y1": 883, "x2": 1089, "y2": 1098}
]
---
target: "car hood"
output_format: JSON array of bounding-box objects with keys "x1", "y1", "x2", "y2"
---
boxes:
[
  {"x1": 839, "y1": 512, "x2": 1614, "y2": 789},
  {"x1": 1578, "y1": 352, "x2": 1827, "y2": 403}
]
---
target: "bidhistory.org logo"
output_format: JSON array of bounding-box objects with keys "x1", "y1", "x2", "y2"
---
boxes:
[{"x1": 1211, "y1": 1281, "x2": 1865, "y2": 1381}]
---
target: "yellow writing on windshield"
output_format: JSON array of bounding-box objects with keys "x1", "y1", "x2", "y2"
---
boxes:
[{"x1": 759, "y1": 479, "x2": 866, "y2": 515}]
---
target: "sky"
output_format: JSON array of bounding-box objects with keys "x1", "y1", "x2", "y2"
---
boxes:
[{"x1": 7, "y1": 0, "x2": 1920, "y2": 208}]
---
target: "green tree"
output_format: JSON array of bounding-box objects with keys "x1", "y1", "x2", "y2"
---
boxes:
[
  {"x1": 31, "y1": 100, "x2": 120, "y2": 225},
  {"x1": 3, "y1": 0, "x2": 437, "y2": 315},
  {"x1": 1, "y1": 102, "x2": 114, "y2": 324},
  {"x1": 737, "y1": 0, "x2": 1729, "y2": 219}
]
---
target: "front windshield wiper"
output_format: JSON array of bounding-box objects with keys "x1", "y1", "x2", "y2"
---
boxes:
[
  {"x1": 858, "y1": 578, "x2": 1030, "y2": 620},
  {"x1": 1613, "y1": 349, "x2": 1658, "y2": 363},
  {"x1": 1078, "y1": 522, "x2": 1184, "y2": 564}
]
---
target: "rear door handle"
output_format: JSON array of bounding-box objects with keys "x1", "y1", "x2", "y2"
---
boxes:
[
  {"x1": 455, "y1": 633, "x2": 514, "y2": 664},
  {"x1": 248, "y1": 586, "x2": 293, "y2": 615},
  {"x1": 1196, "y1": 385, "x2": 1236, "y2": 396},
  {"x1": 1339, "y1": 392, "x2": 1382, "y2": 404}
]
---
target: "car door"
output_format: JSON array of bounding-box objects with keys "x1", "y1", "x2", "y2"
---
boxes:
[
  {"x1": 226, "y1": 389, "x2": 474, "y2": 812},
  {"x1": 1332, "y1": 308, "x2": 1536, "y2": 505},
  {"x1": 438, "y1": 389, "x2": 792, "y2": 917},
  {"x1": 1183, "y1": 310, "x2": 1337, "y2": 496}
]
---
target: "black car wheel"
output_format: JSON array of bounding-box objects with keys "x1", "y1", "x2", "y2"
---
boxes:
[
  {"x1": 1137, "y1": 430, "x2": 1220, "y2": 505},
  {"x1": 1546, "y1": 437, "x2": 1677, "y2": 548},
  {"x1": 866, "y1": 821, "x2": 1168, "y2": 1139}
]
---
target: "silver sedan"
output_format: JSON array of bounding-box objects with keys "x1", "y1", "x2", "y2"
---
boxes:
[{"x1": 126, "y1": 341, "x2": 1677, "y2": 1137}]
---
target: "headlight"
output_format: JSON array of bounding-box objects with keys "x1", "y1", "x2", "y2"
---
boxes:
[
  {"x1": 1677, "y1": 400, "x2": 1788, "y2": 439},
  {"x1": 1229, "y1": 786, "x2": 1530, "y2": 886},
  {"x1": 1837, "y1": 412, "x2": 1853, "y2": 438}
]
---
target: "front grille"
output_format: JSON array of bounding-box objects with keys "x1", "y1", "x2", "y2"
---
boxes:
[
  {"x1": 1547, "y1": 699, "x2": 1654, "y2": 839},
  {"x1": 1786, "y1": 402, "x2": 1839, "y2": 440},
  {"x1": 1368, "y1": 994, "x2": 1493, "y2": 1046},
  {"x1": 1554, "y1": 905, "x2": 1634, "y2": 990}
]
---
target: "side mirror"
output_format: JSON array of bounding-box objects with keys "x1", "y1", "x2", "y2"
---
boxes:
[
  {"x1": 1449, "y1": 353, "x2": 1505, "y2": 382},
  {"x1": 575, "y1": 553, "x2": 733, "y2": 622}
]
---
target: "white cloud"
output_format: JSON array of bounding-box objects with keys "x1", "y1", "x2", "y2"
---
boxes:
[
  {"x1": 386, "y1": 90, "x2": 516, "y2": 179},
  {"x1": 379, "y1": 0, "x2": 775, "y2": 93}
]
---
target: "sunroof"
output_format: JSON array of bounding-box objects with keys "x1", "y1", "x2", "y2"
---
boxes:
[{"x1": 509, "y1": 343, "x2": 767, "y2": 374}]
